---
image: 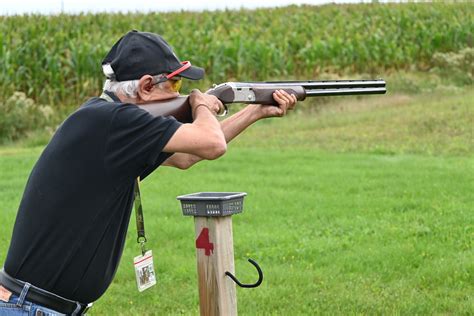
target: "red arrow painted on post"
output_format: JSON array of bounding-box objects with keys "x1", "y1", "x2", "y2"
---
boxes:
[{"x1": 196, "y1": 228, "x2": 214, "y2": 256}]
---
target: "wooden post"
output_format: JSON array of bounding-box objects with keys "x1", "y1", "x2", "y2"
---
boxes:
[
  {"x1": 177, "y1": 192, "x2": 247, "y2": 316},
  {"x1": 194, "y1": 216, "x2": 237, "y2": 316}
]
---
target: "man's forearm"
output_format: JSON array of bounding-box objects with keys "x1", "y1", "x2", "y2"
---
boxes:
[
  {"x1": 163, "y1": 105, "x2": 261, "y2": 169},
  {"x1": 192, "y1": 105, "x2": 223, "y2": 134},
  {"x1": 220, "y1": 104, "x2": 261, "y2": 143}
]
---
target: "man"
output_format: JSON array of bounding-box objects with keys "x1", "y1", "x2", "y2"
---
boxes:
[{"x1": 0, "y1": 30, "x2": 297, "y2": 315}]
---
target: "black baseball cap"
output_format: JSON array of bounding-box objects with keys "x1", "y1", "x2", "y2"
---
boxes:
[{"x1": 102, "y1": 30, "x2": 205, "y2": 82}]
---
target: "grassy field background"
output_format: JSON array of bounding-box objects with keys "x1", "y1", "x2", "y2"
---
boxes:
[
  {"x1": 0, "y1": 2, "x2": 472, "y2": 315},
  {"x1": 1, "y1": 87, "x2": 472, "y2": 314}
]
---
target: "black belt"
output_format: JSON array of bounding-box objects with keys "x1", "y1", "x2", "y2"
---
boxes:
[{"x1": 0, "y1": 269, "x2": 92, "y2": 315}]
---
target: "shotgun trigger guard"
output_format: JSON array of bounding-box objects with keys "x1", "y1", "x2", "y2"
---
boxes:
[{"x1": 216, "y1": 104, "x2": 228, "y2": 117}]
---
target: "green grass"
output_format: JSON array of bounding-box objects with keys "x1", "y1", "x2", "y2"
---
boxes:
[{"x1": 0, "y1": 89, "x2": 473, "y2": 314}]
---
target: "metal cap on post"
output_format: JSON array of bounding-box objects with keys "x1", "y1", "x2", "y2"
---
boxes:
[{"x1": 177, "y1": 192, "x2": 261, "y2": 316}]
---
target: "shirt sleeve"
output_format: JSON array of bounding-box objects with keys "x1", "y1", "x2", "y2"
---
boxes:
[
  {"x1": 104, "y1": 103, "x2": 181, "y2": 181},
  {"x1": 139, "y1": 152, "x2": 173, "y2": 180}
]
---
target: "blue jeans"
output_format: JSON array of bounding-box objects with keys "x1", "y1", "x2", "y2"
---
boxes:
[{"x1": 0, "y1": 283, "x2": 65, "y2": 316}]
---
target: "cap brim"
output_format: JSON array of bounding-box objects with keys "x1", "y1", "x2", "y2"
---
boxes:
[{"x1": 179, "y1": 65, "x2": 205, "y2": 80}]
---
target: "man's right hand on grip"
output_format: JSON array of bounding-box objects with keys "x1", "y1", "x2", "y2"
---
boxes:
[{"x1": 189, "y1": 89, "x2": 224, "y2": 116}]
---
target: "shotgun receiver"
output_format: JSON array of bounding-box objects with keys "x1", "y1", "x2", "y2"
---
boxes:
[{"x1": 138, "y1": 79, "x2": 386, "y2": 123}]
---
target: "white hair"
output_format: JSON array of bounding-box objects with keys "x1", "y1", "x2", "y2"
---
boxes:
[{"x1": 103, "y1": 75, "x2": 166, "y2": 98}]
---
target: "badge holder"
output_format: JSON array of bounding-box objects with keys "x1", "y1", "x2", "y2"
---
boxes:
[{"x1": 133, "y1": 178, "x2": 156, "y2": 292}]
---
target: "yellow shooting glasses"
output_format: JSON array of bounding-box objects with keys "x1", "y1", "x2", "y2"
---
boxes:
[
  {"x1": 155, "y1": 61, "x2": 191, "y2": 93},
  {"x1": 169, "y1": 78, "x2": 182, "y2": 93}
]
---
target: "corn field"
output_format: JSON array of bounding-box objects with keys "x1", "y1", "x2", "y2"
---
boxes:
[{"x1": 0, "y1": 3, "x2": 472, "y2": 106}]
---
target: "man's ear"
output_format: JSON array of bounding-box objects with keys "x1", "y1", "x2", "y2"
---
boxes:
[{"x1": 137, "y1": 75, "x2": 155, "y2": 102}]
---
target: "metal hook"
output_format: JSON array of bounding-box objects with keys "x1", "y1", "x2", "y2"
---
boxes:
[
  {"x1": 137, "y1": 236, "x2": 147, "y2": 256},
  {"x1": 225, "y1": 258, "x2": 263, "y2": 288},
  {"x1": 139, "y1": 241, "x2": 147, "y2": 256}
]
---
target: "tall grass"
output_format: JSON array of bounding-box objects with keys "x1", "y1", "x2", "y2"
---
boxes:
[{"x1": 1, "y1": 3, "x2": 472, "y2": 106}]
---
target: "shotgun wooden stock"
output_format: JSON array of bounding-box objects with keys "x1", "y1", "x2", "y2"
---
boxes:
[{"x1": 138, "y1": 96, "x2": 193, "y2": 123}]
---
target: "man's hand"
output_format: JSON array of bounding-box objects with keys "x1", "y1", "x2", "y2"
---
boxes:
[
  {"x1": 251, "y1": 89, "x2": 298, "y2": 119},
  {"x1": 189, "y1": 89, "x2": 225, "y2": 117}
]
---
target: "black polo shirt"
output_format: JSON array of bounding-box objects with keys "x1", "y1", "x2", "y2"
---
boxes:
[{"x1": 4, "y1": 92, "x2": 181, "y2": 303}]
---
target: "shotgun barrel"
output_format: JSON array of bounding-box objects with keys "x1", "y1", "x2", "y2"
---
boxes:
[{"x1": 236, "y1": 79, "x2": 386, "y2": 89}]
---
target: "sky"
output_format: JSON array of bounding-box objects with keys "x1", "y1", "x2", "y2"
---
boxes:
[{"x1": 1, "y1": 0, "x2": 379, "y2": 15}]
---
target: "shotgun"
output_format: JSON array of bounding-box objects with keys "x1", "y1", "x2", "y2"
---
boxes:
[{"x1": 138, "y1": 79, "x2": 386, "y2": 123}]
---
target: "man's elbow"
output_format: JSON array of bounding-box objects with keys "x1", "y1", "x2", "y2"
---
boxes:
[
  {"x1": 176, "y1": 162, "x2": 192, "y2": 170},
  {"x1": 202, "y1": 138, "x2": 227, "y2": 160}
]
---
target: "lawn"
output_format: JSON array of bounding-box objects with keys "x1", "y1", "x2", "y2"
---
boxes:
[{"x1": 0, "y1": 89, "x2": 472, "y2": 315}]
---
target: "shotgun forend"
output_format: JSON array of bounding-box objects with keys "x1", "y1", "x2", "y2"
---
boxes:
[{"x1": 138, "y1": 79, "x2": 386, "y2": 123}]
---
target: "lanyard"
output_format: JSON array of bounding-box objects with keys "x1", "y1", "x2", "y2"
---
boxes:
[
  {"x1": 101, "y1": 92, "x2": 148, "y2": 256},
  {"x1": 134, "y1": 178, "x2": 147, "y2": 256}
]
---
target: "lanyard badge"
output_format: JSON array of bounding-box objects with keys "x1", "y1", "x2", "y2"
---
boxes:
[
  {"x1": 133, "y1": 178, "x2": 156, "y2": 292},
  {"x1": 133, "y1": 250, "x2": 156, "y2": 292}
]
